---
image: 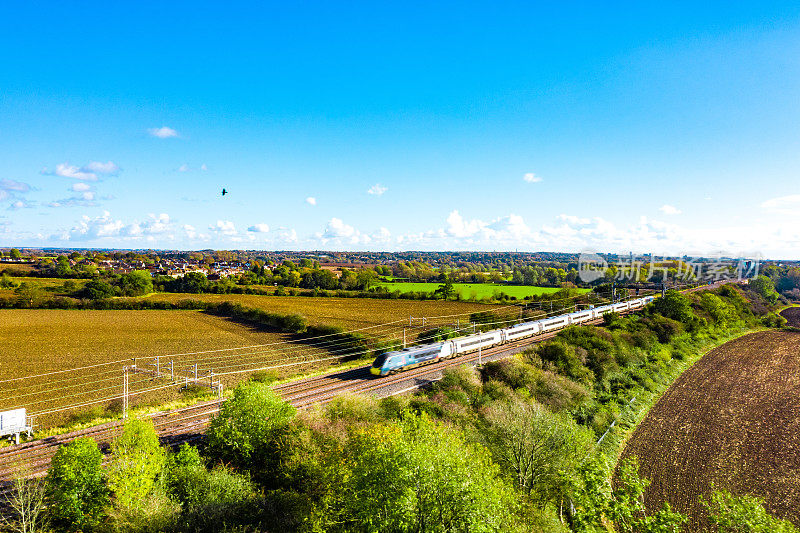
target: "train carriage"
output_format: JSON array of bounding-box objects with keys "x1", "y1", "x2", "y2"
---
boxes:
[
  {"x1": 569, "y1": 309, "x2": 594, "y2": 325},
  {"x1": 452, "y1": 330, "x2": 503, "y2": 355},
  {"x1": 503, "y1": 321, "x2": 542, "y2": 342},
  {"x1": 591, "y1": 305, "x2": 614, "y2": 319},
  {"x1": 370, "y1": 295, "x2": 657, "y2": 377},
  {"x1": 612, "y1": 301, "x2": 630, "y2": 313},
  {"x1": 540, "y1": 314, "x2": 571, "y2": 332}
]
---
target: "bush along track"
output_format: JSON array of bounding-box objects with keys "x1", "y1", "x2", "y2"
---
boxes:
[{"x1": 6, "y1": 284, "x2": 796, "y2": 532}]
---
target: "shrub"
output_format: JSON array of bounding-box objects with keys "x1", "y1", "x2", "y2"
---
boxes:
[
  {"x1": 748, "y1": 275, "x2": 780, "y2": 305},
  {"x1": 652, "y1": 290, "x2": 697, "y2": 325},
  {"x1": 480, "y1": 359, "x2": 539, "y2": 391},
  {"x1": 207, "y1": 381, "x2": 296, "y2": 473},
  {"x1": 324, "y1": 394, "x2": 380, "y2": 423},
  {"x1": 703, "y1": 488, "x2": 798, "y2": 532},
  {"x1": 534, "y1": 340, "x2": 594, "y2": 384},
  {"x1": 107, "y1": 418, "x2": 166, "y2": 510},
  {"x1": 645, "y1": 315, "x2": 684, "y2": 343},
  {"x1": 46, "y1": 437, "x2": 109, "y2": 531}
]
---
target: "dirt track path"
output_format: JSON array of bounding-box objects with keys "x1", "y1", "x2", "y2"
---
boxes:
[{"x1": 619, "y1": 330, "x2": 800, "y2": 530}]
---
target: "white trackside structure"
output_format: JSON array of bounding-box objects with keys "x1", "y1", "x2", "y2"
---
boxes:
[{"x1": 0, "y1": 408, "x2": 32, "y2": 445}]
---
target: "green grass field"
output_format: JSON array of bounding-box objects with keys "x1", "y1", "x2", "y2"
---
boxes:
[{"x1": 375, "y1": 282, "x2": 589, "y2": 299}]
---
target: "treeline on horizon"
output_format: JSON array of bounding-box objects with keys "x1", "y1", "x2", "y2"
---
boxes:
[{"x1": 4, "y1": 283, "x2": 796, "y2": 533}]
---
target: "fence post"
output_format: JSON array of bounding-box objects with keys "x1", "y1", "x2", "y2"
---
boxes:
[{"x1": 122, "y1": 366, "x2": 129, "y2": 420}]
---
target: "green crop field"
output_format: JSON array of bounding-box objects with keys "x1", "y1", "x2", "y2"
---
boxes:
[{"x1": 375, "y1": 282, "x2": 589, "y2": 299}]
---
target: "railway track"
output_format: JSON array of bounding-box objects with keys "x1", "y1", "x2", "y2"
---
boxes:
[
  {"x1": 0, "y1": 317, "x2": 598, "y2": 487},
  {"x1": 0, "y1": 283, "x2": 747, "y2": 502}
]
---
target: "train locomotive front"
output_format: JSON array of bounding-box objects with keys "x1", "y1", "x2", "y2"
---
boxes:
[{"x1": 370, "y1": 342, "x2": 455, "y2": 376}]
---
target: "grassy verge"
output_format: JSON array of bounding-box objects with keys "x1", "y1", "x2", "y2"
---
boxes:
[{"x1": 2, "y1": 355, "x2": 375, "y2": 447}]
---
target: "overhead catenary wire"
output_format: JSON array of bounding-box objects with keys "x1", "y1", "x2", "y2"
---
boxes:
[
  {"x1": 0, "y1": 302, "x2": 525, "y2": 386},
  {"x1": 5, "y1": 291, "x2": 641, "y2": 416}
]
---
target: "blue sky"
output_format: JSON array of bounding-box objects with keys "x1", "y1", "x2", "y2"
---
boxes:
[{"x1": 2, "y1": 2, "x2": 800, "y2": 257}]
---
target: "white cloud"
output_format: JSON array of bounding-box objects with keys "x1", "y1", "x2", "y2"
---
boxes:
[
  {"x1": 323, "y1": 218, "x2": 357, "y2": 239},
  {"x1": 659, "y1": 204, "x2": 682, "y2": 215},
  {"x1": 71, "y1": 182, "x2": 91, "y2": 192},
  {"x1": 761, "y1": 194, "x2": 800, "y2": 215},
  {"x1": 319, "y1": 218, "x2": 371, "y2": 245},
  {"x1": 209, "y1": 220, "x2": 237, "y2": 235},
  {"x1": 65, "y1": 211, "x2": 126, "y2": 240},
  {"x1": 523, "y1": 172, "x2": 543, "y2": 183},
  {"x1": 48, "y1": 195, "x2": 97, "y2": 208},
  {"x1": 306, "y1": 196, "x2": 317, "y2": 206},
  {"x1": 183, "y1": 224, "x2": 209, "y2": 240},
  {"x1": 7, "y1": 199, "x2": 34, "y2": 211},
  {"x1": 83, "y1": 161, "x2": 120, "y2": 174},
  {"x1": 64, "y1": 211, "x2": 173, "y2": 241},
  {"x1": 200, "y1": 164, "x2": 208, "y2": 171},
  {"x1": 44, "y1": 161, "x2": 120, "y2": 181},
  {"x1": 273, "y1": 227, "x2": 298, "y2": 243},
  {"x1": 148, "y1": 126, "x2": 179, "y2": 138},
  {"x1": 0, "y1": 179, "x2": 31, "y2": 193},
  {"x1": 247, "y1": 223, "x2": 270, "y2": 233},
  {"x1": 367, "y1": 184, "x2": 388, "y2": 196},
  {"x1": 142, "y1": 213, "x2": 170, "y2": 234},
  {"x1": 53, "y1": 163, "x2": 97, "y2": 181},
  {"x1": 0, "y1": 191, "x2": 8, "y2": 201},
  {"x1": 446, "y1": 210, "x2": 486, "y2": 238},
  {"x1": 178, "y1": 164, "x2": 189, "y2": 172},
  {"x1": 443, "y1": 210, "x2": 533, "y2": 243}
]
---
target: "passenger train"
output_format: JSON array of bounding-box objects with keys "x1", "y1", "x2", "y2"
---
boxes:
[{"x1": 370, "y1": 295, "x2": 656, "y2": 376}]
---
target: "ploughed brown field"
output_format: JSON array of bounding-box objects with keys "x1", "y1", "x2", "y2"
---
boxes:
[
  {"x1": 780, "y1": 306, "x2": 800, "y2": 327},
  {"x1": 619, "y1": 330, "x2": 800, "y2": 529}
]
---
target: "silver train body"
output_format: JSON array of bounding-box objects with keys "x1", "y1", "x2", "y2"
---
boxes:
[{"x1": 370, "y1": 295, "x2": 655, "y2": 376}]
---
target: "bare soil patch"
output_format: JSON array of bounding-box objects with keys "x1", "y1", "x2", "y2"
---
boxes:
[
  {"x1": 619, "y1": 331, "x2": 800, "y2": 529},
  {"x1": 780, "y1": 306, "x2": 800, "y2": 328}
]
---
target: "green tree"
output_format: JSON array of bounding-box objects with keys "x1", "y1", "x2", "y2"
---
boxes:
[
  {"x1": 13, "y1": 283, "x2": 44, "y2": 308},
  {"x1": 118, "y1": 270, "x2": 153, "y2": 296},
  {"x1": 355, "y1": 269, "x2": 376, "y2": 290},
  {"x1": 652, "y1": 290, "x2": 697, "y2": 326},
  {"x1": 703, "y1": 489, "x2": 798, "y2": 533},
  {"x1": 82, "y1": 279, "x2": 116, "y2": 300},
  {"x1": 107, "y1": 418, "x2": 166, "y2": 510},
  {"x1": 45, "y1": 437, "x2": 109, "y2": 531},
  {"x1": 433, "y1": 277, "x2": 455, "y2": 300},
  {"x1": 9, "y1": 248, "x2": 22, "y2": 260},
  {"x1": 749, "y1": 275, "x2": 780, "y2": 305},
  {"x1": 55, "y1": 256, "x2": 73, "y2": 277},
  {"x1": 0, "y1": 272, "x2": 17, "y2": 288},
  {"x1": 480, "y1": 399, "x2": 593, "y2": 505},
  {"x1": 568, "y1": 457, "x2": 686, "y2": 532},
  {"x1": 336, "y1": 413, "x2": 518, "y2": 532},
  {"x1": 207, "y1": 381, "x2": 296, "y2": 473}
]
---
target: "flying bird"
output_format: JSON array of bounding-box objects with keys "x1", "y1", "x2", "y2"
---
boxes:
[{"x1": 221, "y1": 188, "x2": 227, "y2": 196}]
